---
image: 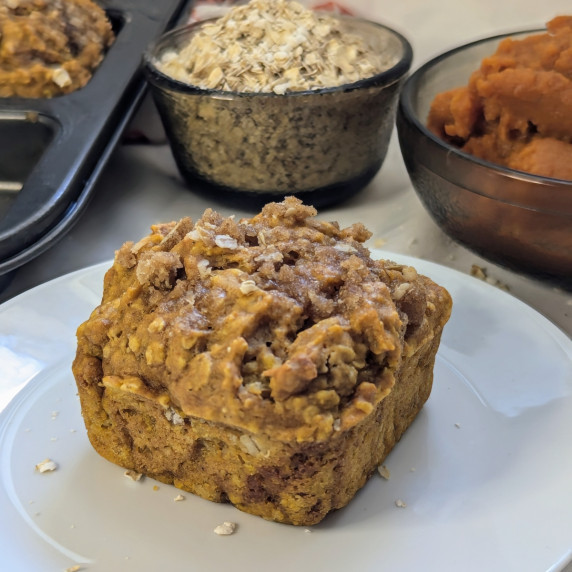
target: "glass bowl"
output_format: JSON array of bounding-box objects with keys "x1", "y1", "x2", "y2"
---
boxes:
[
  {"x1": 144, "y1": 15, "x2": 412, "y2": 208},
  {"x1": 396, "y1": 30, "x2": 572, "y2": 288}
]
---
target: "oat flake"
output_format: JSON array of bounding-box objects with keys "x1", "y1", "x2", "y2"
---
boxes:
[
  {"x1": 214, "y1": 521, "x2": 237, "y2": 535},
  {"x1": 377, "y1": 464, "x2": 390, "y2": 480},
  {"x1": 35, "y1": 458, "x2": 57, "y2": 473}
]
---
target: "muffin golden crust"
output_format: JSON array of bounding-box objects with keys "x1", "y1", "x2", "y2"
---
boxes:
[
  {"x1": 0, "y1": 0, "x2": 114, "y2": 98},
  {"x1": 73, "y1": 197, "x2": 452, "y2": 525}
]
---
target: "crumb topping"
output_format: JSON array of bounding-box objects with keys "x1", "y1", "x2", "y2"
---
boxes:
[{"x1": 76, "y1": 198, "x2": 443, "y2": 442}]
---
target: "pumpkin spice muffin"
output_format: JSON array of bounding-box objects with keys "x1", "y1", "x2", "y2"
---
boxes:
[
  {"x1": 0, "y1": 0, "x2": 114, "y2": 98},
  {"x1": 72, "y1": 197, "x2": 452, "y2": 525}
]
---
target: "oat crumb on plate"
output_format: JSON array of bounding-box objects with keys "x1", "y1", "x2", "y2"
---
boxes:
[
  {"x1": 377, "y1": 465, "x2": 390, "y2": 480},
  {"x1": 214, "y1": 521, "x2": 237, "y2": 535},
  {"x1": 64, "y1": 565, "x2": 81, "y2": 572},
  {"x1": 35, "y1": 458, "x2": 57, "y2": 473},
  {"x1": 174, "y1": 494, "x2": 185, "y2": 502},
  {"x1": 123, "y1": 470, "x2": 143, "y2": 481},
  {"x1": 395, "y1": 499, "x2": 407, "y2": 508}
]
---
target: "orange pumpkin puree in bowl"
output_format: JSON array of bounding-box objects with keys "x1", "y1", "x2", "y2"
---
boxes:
[{"x1": 427, "y1": 16, "x2": 572, "y2": 180}]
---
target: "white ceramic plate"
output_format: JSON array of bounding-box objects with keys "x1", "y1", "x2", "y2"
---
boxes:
[{"x1": 1, "y1": 252, "x2": 571, "y2": 572}]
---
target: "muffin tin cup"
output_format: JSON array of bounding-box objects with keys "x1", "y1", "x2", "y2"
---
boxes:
[{"x1": 0, "y1": 0, "x2": 191, "y2": 277}]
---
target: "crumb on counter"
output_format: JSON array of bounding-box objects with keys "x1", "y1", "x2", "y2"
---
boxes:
[
  {"x1": 214, "y1": 521, "x2": 237, "y2": 535},
  {"x1": 470, "y1": 264, "x2": 509, "y2": 291}
]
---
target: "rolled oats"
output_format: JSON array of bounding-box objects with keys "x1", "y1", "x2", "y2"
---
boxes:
[
  {"x1": 164, "y1": 407, "x2": 185, "y2": 425},
  {"x1": 52, "y1": 67, "x2": 72, "y2": 88},
  {"x1": 239, "y1": 279, "x2": 259, "y2": 295},
  {"x1": 157, "y1": 0, "x2": 392, "y2": 93}
]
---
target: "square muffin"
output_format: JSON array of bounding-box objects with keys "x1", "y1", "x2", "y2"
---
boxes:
[{"x1": 72, "y1": 198, "x2": 452, "y2": 525}]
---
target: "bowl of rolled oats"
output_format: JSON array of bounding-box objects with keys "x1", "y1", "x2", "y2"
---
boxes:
[{"x1": 144, "y1": 0, "x2": 412, "y2": 207}]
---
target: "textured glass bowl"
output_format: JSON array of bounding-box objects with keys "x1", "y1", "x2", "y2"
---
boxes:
[
  {"x1": 144, "y1": 16, "x2": 412, "y2": 207},
  {"x1": 397, "y1": 30, "x2": 572, "y2": 288}
]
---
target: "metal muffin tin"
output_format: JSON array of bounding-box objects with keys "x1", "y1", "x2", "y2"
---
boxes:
[{"x1": 0, "y1": 0, "x2": 190, "y2": 276}]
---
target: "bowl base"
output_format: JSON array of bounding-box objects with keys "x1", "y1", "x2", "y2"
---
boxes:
[{"x1": 176, "y1": 162, "x2": 382, "y2": 210}]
